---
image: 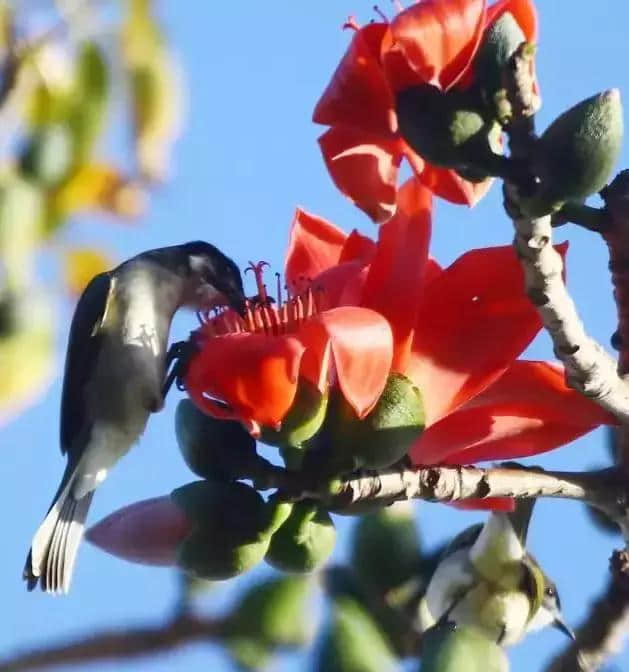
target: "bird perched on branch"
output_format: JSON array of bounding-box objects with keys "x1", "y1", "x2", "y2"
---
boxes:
[
  {"x1": 24, "y1": 241, "x2": 246, "y2": 593},
  {"x1": 418, "y1": 500, "x2": 574, "y2": 646}
]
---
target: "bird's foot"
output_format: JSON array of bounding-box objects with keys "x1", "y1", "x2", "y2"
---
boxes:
[{"x1": 162, "y1": 338, "x2": 200, "y2": 399}]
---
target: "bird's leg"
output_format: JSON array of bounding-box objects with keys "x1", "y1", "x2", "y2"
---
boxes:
[{"x1": 161, "y1": 339, "x2": 199, "y2": 400}]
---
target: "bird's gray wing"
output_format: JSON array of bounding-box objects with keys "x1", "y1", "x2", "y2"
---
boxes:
[{"x1": 60, "y1": 271, "x2": 113, "y2": 466}]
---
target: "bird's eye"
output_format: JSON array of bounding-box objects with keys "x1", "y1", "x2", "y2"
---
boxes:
[{"x1": 545, "y1": 586, "x2": 556, "y2": 597}]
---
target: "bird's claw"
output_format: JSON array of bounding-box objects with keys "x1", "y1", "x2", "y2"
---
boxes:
[{"x1": 162, "y1": 339, "x2": 199, "y2": 399}]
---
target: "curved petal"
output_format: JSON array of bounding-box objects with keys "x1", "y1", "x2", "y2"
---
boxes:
[
  {"x1": 486, "y1": 0, "x2": 537, "y2": 43},
  {"x1": 313, "y1": 23, "x2": 397, "y2": 135},
  {"x1": 298, "y1": 307, "x2": 393, "y2": 418},
  {"x1": 339, "y1": 229, "x2": 377, "y2": 264},
  {"x1": 362, "y1": 180, "x2": 433, "y2": 372},
  {"x1": 411, "y1": 360, "x2": 617, "y2": 465},
  {"x1": 86, "y1": 496, "x2": 190, "y2": 566},
  {"x1": 285, "y1": 208, "x2": 347, "y2": 294},
  {"x1": 318, "y1": 127, "x2": 402, "y2": 223},
  {"x1": 312, "y1": 260, "x2": 368, "y2": 310},
  {"x1": 185, "y1": 332, "x2": 305, "y2": 430},
  {"x1": 408, "y1": 245, "x2": 568, "y2": 425},
  {"x1": 389, "y1": 0, "x2": 487, "y2": 90},
  {"x1": 417, "y1": 162, "x2": 493, "y2": 206}
]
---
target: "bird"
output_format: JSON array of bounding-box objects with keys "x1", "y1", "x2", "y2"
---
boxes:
[
  {"x1": 24, "y1": 241, "x2": 246, "y2": 594},
  {"x1": 417, "y1": 500, "x2": 574, "y2": 646}
]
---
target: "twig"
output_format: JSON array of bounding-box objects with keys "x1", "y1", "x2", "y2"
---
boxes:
[{"x1": 0, "y1": 613, "x2": 226, "y2": 672}]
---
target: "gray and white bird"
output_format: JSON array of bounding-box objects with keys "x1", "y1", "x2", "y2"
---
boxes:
[
  {"x1": 24, "y1": 241, "x2": 246, "y2": 593},
  {"x1": 418, "y1": 501, "x2": 574, "y2": 646}
]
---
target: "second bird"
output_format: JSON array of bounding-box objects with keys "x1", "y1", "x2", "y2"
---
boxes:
[{"x1": 24, "y1": 241, "x2": 246, "y2": 594}]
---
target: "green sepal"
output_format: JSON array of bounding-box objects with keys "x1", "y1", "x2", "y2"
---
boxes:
[
  {"x1": 171, "y1": 480, "x2": 272, "y2": 580},
  {"x1": 259, "y1": 378, "x2": 328, "y2": 448},
  {"x1": 324, "y1": 373, "x2": 425, "y2": 473},
  {"x1": 265, "y1": 501, "x2": 336, "y2": 573},
  {"x1": 420, "y1": 623, "x2": 510, "y2": 672},
  {"x1": 396, "y1": 85, "x2": 502, "y2": 179},
  {"x1": 175, "y1": 398, "x2": 257, "y2": 481},
  {"x1": 315, "y1": 597, "x2": 397, "y2": 672},
  {"x1": 225, "y1": 575, "x2": 313, "y2": 649},
  {"x1": 522, "y1": 90, "x2": 623, "y2": 217},
  {"x1": 475, "y1": 13, "x2": 527, "y2": 101},
  {"x1": 351, "y1": 502, "x2": 421, "y2": 596}
]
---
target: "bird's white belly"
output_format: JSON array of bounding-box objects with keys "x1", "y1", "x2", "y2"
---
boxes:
[{"x1": 72, "y1": 419, "x2": 147, "y2": 499}]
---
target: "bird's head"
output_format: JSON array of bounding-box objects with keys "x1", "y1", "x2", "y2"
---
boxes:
[{"x1": 182, "y1": 241, "x2": 246, "y2": 316}]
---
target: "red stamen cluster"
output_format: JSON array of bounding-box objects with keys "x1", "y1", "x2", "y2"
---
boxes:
[{"x1": 198, "y1": 261, "x2": 321, "y2": 337}]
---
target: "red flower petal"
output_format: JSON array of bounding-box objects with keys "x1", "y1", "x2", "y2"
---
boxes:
[
  {"x1": 417, "y1": 162, "x2": 493, "y2": 206},
  {"x1": 411, "y1": 361, "x2": 617, "y2": 465},
  {"x1": 285, "y1": 208, "x2": 347, "y2": 294},
  {"x1": 313, "y1": 23, "x2": 397, "y2": 135},
  {"x1": 408, "y1": 245, "x2": 568, "y2": 425},
  {"x1": 339, "y1": 229, "x2": 377, "y2": 264},
  {"x1": 452, "y1": 498, "x2": 516, "y2": 512},
  {"x1": 318, "y1": 127, "x2": 402, "y2": 223},
  {"x1": 86, "y1": 497, "x2": 190, "y2": 566},
  {"x1": 389, "y1": 0, "x2": 487, "y2": 91},
  {"x1": 298, "y1": 307, "x2": 393, "y2": 418},
  {"x1": 186, "y1": 332, "x2": 305, "y2": 430},
  {"x1": 362, "y1": 180, "x2": 433, "y2": 372},
  {"x1": 486, "y1": 0, "x2": 537, "y2": 43}
]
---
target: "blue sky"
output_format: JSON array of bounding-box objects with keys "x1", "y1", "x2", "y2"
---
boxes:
[{"x1": 2, "y1": 1, "x2": 629, "y2": 671}]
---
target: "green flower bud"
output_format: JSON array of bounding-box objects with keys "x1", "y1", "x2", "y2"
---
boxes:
[
  {"x1": 351, "y1": 501, "x2": 421, "y2": 596},
  {"x1": 522, "y1": 90, "x2": 623, "y2": 217},
  {"x1": 326, "y1": 373, "x2": 425, "y2": 473},
  {"x1": 420, "y1": 624, "x2": 509, "y2": 672},
  {"x1": 265, "y1": 501, "x2": 336, "y2": 573},
  {"x1": 396, "y1": 86, "x2": 501, "y2": 178},
  {"x1": 226, "y1": 575, "x2": 314, "y2": 649},
  {"x1": 315, "y1": 597, "x2": 397, "y2": 672},
  {"x1": 226, "y1": 638, "x2": 272, "y2": 672},
  {"x1": 175, "y1": 398, "x2": 256, "y2": 481},
  {"x1": 172, "y1": 480, "x2": 280, "y2": 580},
  {"x1": 259, "y1": 378, "x2": 328, "y2": 448},
  {"x1": 20, "y1": 125, "x2": 73, "y2": 187},
  {"x1": 475, "y1": 13, "x2": 526, "y2": 101}
]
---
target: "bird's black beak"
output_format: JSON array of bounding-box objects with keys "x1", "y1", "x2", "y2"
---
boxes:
[
  {"x1": 229, "y1": 293, "x2": 247, "y2": 318},
  {"x1": 553, "y1": 615, "x2": 576, "y2": 641}
]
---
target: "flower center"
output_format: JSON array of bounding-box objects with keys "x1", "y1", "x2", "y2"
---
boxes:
[{"x1": 198, "y1": 261, "x2": 322, "y2": 337}]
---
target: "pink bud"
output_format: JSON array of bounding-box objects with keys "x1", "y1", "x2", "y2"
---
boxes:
[{"x1": 86, "y1": 496, "x2": 191, "y2": 566}]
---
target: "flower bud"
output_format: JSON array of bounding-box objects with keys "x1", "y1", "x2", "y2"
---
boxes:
[
  {"x1": 315, "y1": 597, "x2": 396, "y2": 672},
  {"x1": 175, "y1": 398, "x2": 256, "y2": 481},
  {"x1": 265, "y1": 501, "x2": 336, "y2": 573},
  {"x1": 259, "y1": 377, "x2": 328, "y2": 449},
  {"x1": 420, "y1": 623, "x2": 509, "y2": 672},
  {"x1": 225, "y1": 575, "x2": 314, "y2": 649},
  {"x1": 325, "y1": 373, "x2": 425, "y2": 473},
  {"x1": 396, "y1": 86, "x2": 500, "y2": 179},
  {"x1": 475, "y1": 13, "x2": 527, "y2": 101},
  {"x1": 522, "y1": 90, "x2": 623, "y2": 217},
  {"x1": 351, "y1": 501, "x2": 421, "y2": 596}
]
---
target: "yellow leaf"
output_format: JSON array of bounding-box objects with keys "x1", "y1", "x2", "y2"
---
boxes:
[{"x1": 64, "y1": 247, "x2": 113, "y2": 296}]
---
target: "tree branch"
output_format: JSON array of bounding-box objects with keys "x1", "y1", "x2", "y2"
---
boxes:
[{"x1": 0, "y1": 614, "x2": 226, "y2": 672}]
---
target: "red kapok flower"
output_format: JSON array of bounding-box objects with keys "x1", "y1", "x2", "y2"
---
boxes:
[{"x1": 313, "y1": 0, "x2": 537, "y2": 221}]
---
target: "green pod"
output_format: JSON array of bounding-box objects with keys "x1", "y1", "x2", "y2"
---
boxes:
[
  {"x1": 172, "y1": 480, "x2": 285, "y2": 580},
  {"x1": 259, "y1": 378, "x2": 328, "y2": 449},
  {"x1": 420, "y1": 624, "x2": 509, "y2": 672},
  {"x1": 265, "y1": 501, "x2": 336, "y2": 573},
  {"x1": 326, "y1": 373, "x2": 425, "y2": 473},
  {"x1": 351, "y1": 501, "x2": 421, "y2": 596},
  {"x1": 396, "y1": 85, "x2": 500, "y2": 178},
  {"x1": 19, "y1": 125, "x2": 73, "y2": 187},
  {"x1": 226, "y1": 575, "x2": 314, "y2": 648},
  {"x1": 315, "y1": 597, "x2": 397, "y2": 672},
  {"x1": 175, "y1": 398, "x2": 256, "y2": 481},
  {"x1": 475, "y1": 13, "x2": 527, "y2": 101},
  {"x1": 523, "y1": 90, "x2": 623, "y2": 217}
]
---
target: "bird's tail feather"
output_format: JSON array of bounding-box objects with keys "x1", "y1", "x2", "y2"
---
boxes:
[{"x1": 24, "y1": 483, "x2": 94, "y2": 594}]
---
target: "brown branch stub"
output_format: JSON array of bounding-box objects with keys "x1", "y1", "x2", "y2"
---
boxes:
[{"x1": 546, "y1": 553, "x2": 629, "y2": 672}]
